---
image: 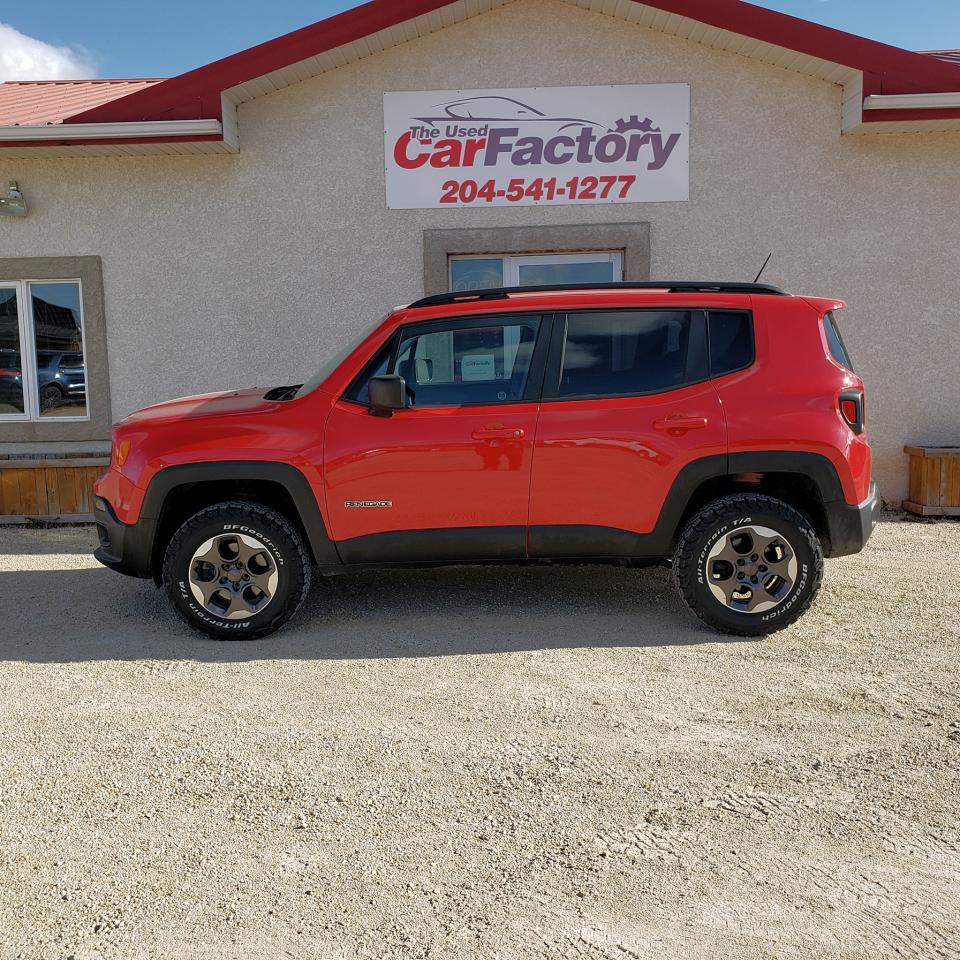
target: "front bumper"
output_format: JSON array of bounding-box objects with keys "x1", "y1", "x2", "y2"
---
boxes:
[
  {"x1": 93, "y1": 497, "x2": 155, "y2": 579},
  {"x1": 824, "y1": 481, "x2": 880, "y2": 558}
]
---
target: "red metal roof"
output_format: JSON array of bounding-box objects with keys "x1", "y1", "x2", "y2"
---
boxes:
[
  {"x1": 924, "y1": 50, "x2": 960, "y2": 66},
  {"x1": 0, "y1": 79, "x2": 166, "y2": 126},
  {"x1": 60, "y1": 0, "x2": 960, "y2": 128},
  {"x1": 3, "y1": 0, "x2": 960, "y2": 139}
]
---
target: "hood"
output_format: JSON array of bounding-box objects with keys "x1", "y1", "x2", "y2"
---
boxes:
[{"x1": 120, "y1": 388, "x2": 278, "y2": 426}]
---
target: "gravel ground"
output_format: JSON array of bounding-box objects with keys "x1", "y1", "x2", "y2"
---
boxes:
[{"x1": 1, "y1": 516, "x2": 958, "y2": 960}]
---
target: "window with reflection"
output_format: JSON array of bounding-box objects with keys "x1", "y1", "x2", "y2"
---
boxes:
[
  {"x1": 0, "y1": 288, "x2": 25, "y2": 416},
  {"x1": 393, "y1": 316, "x2": 541, "y2": 407},
  {"x1": 0, "y1": 280, "x2": 88, "y2": 422},
  {"x1": 556, "y1": 310, "x2": 708, "y2": 398}
]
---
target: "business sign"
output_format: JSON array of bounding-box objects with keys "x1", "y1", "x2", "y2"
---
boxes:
[{"x1": 384, "y1": 84, "x2": 688, "y2": 209}]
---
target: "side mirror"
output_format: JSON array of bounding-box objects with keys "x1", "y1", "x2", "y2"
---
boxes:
[{"x1": 368, "y1": 374, "x2": 408, "y2": 416}]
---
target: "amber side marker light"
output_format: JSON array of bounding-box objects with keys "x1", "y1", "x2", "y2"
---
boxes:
[{"x1": 115, "y1": 439, "x2": 131, "y2": 467}]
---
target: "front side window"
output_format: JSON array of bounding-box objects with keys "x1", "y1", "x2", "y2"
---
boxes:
[
  {"x1": 0, "y1": 280, "x2": 88, "y2": 421},
  {"x1": 555, "y1": 310, "x2": 707, "y2": 398},
  {"x1": 392, "y1": 315, "x2": 541, "y2": 408},
  {"x1": 343, "y1": 340, "x2": 392, "y2": 405}
]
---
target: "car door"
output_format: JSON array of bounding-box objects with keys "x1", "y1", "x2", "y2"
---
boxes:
[
  {"x1": 527, "y1": 307, "x2": 727, "y2": 556},
  {"x1": 323, "y1": 312, "x2": 549, "y2": 563}
]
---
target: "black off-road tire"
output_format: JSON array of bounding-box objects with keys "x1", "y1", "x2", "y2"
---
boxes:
[
  {"x1": 162, "y1": 501, "x2": 311, "y2": 640},
  {"x1": 673, "y1": 494, "x2": 824, "y2": 637},
  {"x1": 40, "y1": 383, "x2": 64, "y2": 411}
]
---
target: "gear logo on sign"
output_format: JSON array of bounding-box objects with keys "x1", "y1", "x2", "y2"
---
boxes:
[{"x1": 611, "y1": 115, "x2": 660, "y2": 134}]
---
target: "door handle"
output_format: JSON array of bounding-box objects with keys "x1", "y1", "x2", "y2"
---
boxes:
[
  {"x1": 653, "y1": 416, "x2": 709, "y2": 431},
  {"x1": 472, "y1": 427, "x2": 525, "y2": 440}
]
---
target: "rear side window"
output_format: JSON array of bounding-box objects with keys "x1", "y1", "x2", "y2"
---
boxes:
[
  {"x1": 708, "y1": 311, "x2": 754, "y2": 377},
  {"x1": 556, "y1": 311, "x2": 708, "y2": 398},
  {"x1": 823, "y1": 311, "x2": 854, "y2": 371}
]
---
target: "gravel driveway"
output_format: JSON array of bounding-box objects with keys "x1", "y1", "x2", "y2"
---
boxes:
[{"x1": 1, "y1": 517, "x2": 958, "y2": 960}]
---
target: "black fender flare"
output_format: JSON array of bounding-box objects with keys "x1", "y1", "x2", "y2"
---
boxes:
[
  {"x1": 653, "y1": 450, "x2": 850, "y2": 555},
  {"x1": 141, "y1": 460, "x2": 340, "y2": 573}
]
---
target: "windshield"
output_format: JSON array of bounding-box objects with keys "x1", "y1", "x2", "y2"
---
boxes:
[{"x1": 295, "y1": 313, "x2": 391, "y2": 399}]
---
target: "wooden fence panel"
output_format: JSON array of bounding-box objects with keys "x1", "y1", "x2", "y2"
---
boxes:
[
  {"x1": 0, "y1": 458, "x2": 110, "y2": 518},
  {"x1": 904, "y1": 446, "x2": 960, "y2": 517}
]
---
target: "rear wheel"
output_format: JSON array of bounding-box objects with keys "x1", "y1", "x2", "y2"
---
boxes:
[
  {"x1": 673, "y1": 494, "x2": 824, "y2": 636},
  {"x1": 40, "y1": 383, "x2": 64, "y2": 411},
  {"x1": 162, "y1": 501, "x2": 311, "y2": 640}
]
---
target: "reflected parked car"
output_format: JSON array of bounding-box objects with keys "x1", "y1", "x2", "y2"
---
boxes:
[
  {"x1": 0, "y1": 350, "x2": 85, "y2": 413},
  {"x1": 37, "y1": 351, "x2": 86, "y2": 411},
  {"x1": 0, "y1": 351, "x2": 24, "y2": 411}
]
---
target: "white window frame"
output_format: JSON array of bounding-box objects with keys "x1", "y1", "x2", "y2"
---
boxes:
[
  {"x1": 0, "y1": 278, "x2": 90, "y2": 423},
  {"x1": 449, "y1": 251, "x2": 624, "y2": 290}
]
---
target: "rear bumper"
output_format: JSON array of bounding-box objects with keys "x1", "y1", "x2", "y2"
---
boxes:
[
  {"x1": 824, "y1": 481, "x2": 880, "y2": 558},
  {"x1": 93, "y1": 496, "x2": 155, "y2": 579}
]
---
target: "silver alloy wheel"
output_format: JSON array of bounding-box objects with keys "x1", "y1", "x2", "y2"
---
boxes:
[
  {"x1": 705, "y1": 524, "x2": 798, "y2": 614},
  {"x1": 188, "y1": 533, "x2": 279, "y2": 620}
]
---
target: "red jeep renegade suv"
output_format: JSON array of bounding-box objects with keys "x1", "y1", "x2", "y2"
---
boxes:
[{"x1": 93, "y1": 282, "x2": 878, "y2": 640}]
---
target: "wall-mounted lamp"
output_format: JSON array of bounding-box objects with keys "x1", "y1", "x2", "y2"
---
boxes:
[{"x1": 0, "y1": 181, "x2": 27, "y2": 218}]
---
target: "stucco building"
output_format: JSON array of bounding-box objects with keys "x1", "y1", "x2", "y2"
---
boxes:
[{"x1": 1, "y1": 0, "x2": 959, "y2": 508}]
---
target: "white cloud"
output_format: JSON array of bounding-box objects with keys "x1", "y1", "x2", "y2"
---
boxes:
[{"x1": 0, "y1": 21, "x2": 95, "y2": 81}]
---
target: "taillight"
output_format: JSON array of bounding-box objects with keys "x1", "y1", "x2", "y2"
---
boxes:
[{"x1": 839, "y1": 390, "x2": 864, "y2": 434}]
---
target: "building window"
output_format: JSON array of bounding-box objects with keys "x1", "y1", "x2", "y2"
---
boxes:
[
  {"x1": 449, "y1": 251, "x2": 623, "y2": 291},
  {"x1": 0, "y1": 280, "x2": 89, "y2": 422}
]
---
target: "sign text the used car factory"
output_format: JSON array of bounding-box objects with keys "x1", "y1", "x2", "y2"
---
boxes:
[{"x1": 384, "y1": 84, "x2": 689, "y2": 209}]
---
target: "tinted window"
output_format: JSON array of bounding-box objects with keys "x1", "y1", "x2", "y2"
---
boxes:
[
  {"x1": 708, "y1": 311, "x2": 754, "y2": 377},
  {"x1": 344, "y1": 339, "x2": 392, "y2": 405},
  {"x1": 824, "y1": 312, "x2": 853, "y2": 371},
  {"x1": 392, "y1": 316, "x2": 541, "y2": 407},
  {"x1": 0, "y1": 287, "x2": 25, "y2": 415},
  {"x1": 556, "y1": 311, "x2": 707, "y2": 398},
  {"x1": 31, "y1": 281, "x2": 87, "y2": 419}
]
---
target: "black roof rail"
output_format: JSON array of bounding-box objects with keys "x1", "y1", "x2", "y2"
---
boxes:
[{"x1": 408, "y1": 281, "x2": 788, "y2": 310}]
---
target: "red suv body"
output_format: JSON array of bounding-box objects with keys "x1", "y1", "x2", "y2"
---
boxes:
[{"x1": 94, "y1": 282, "x2": 877, "y2": 639}]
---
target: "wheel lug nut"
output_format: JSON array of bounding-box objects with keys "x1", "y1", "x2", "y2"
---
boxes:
[
  {"x1": 759, "y1": 564, "x2": 768, "y2": 572},
  {"x1": 737, "y1": 572, "x2": 744, "y2": 580},
  {"x1": 751, "y1": 576, "x2": 759, "y2": 584},
  {"x1": 750, "y1": 554, "x2": 758, "y2": 562},
  {"x1": 737, "y1": 559, "x2": 745, "y2": 566}
]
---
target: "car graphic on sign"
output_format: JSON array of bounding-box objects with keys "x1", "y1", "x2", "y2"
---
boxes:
[{"x1": 415, "y1": 95, "x2": 600, "y2": 131}]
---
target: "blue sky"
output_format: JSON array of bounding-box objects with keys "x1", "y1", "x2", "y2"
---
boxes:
[{"x1": 1, "y1": 1, "x2": 958, "y2": 81}]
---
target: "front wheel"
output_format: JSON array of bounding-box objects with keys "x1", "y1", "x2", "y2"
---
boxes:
[
  {"x1": 673, "y1": 494, "x2": 824, "y2": 636},
  {"x1": 162, "y1": 501, "x2": 311, "y2": 640}
]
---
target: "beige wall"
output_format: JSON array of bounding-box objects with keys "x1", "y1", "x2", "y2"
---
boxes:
[{"x1": 1, "y1": 0, "x2": 958, "y2": 501}]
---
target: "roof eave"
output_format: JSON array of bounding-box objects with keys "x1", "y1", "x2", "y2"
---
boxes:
[
  {"x1": 7, "y1": 0, "x2": 960, "y2": 144},
  {"x1": 0, "y1": 116, "x2": 235, "y2": 157}
]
